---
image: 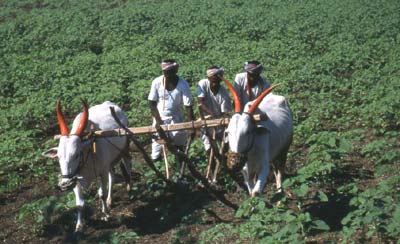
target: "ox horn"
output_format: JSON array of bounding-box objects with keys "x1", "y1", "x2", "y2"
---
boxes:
[
  {"x1": 72, "y1": 99, "x2": 89, "y2": 136},
  {"x1": 247, "y1": 83, "x2": 281, "y2": 114},
  {"x1": 221, "y1": 77, "x2": 241, "y2": 113},
  {"x1": 56, "y1": 100, "x2": 69, "y2": 136}
]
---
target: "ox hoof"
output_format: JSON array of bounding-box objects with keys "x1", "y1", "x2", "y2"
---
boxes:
[
  {"x1": 101, "y1": 214, "x2": 110, "y2": 221},
  {"x1": 285, "y1": 190, "x2": 293, "y2": 198},
  {"x1": 106, "y1": 199, "x2": 113, "y2": 209},
  {"x1": 75, "y1": 224, "x2": 84, "y2": 233},
  {"x1": 251, "y1": 191, "x2": 259, "y2": 197}
]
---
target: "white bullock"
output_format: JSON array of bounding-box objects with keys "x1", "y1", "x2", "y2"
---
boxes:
[
  {"x1": 223, "y1": 81, "x2": 293, "y2": 197},
  {"x1": 43, "y1": 100, "x2": 131, "y2": 232}
]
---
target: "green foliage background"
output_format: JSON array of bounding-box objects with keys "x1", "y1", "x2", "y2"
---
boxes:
[{"x1": 1, "y1": 0, "x2": 399, "y2": 243}]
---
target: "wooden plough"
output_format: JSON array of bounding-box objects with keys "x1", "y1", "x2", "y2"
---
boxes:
[{"x1": 54, "y1": 111, "x2": 268, "y2": 209}]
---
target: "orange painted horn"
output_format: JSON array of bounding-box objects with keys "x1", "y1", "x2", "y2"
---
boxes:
[
  {"x1": 221, "y1": 77, "x2": 241, "y2": 113},
  {"x1": 56, "y1": 100, "x2": 69, "y2": 136},
  {"x1": 247, "y1": 83, "x2": 281, "y2": 114},
  {"x1": 72, "y1": 99, "x2": 89, "y2": 136}
]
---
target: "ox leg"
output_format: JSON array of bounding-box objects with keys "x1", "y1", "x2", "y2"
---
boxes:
[
  {"x1": 273, "y1": 165, "x2": 283, "y2": 193},
  {"x1": 73, "y1": 184, "x2": 85, "y2": 232},
  {"x1": 120, "y1": 157, "x2": 132, "y2": 192},
  {"x1": 107, "y1": 171, "x2": 113, "y2": 209},
  {"x1": 98, "y1": 176, "x2": 110, "y2": 221},
  {"x1": 274, "y1": 147, "x2": 289, "y2": 193},
  {"x1": 252, "y1": 163, "x2": 270, "y2": 197},
  {"x1": 242, "y1": 164, "x2": 254, "y2": 195}
]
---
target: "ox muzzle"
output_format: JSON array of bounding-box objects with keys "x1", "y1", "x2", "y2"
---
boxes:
[
  {"x1": 58, "y1": 175, "x2": 82, "y2": 191},
  {"x1": 226, "y1": 151, "x2": 247, "y2": 171}
]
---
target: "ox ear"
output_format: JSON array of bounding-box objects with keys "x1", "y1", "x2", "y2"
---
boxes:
[{"x1": 42, "y1": 147, "x2": 58, "y2": 159}]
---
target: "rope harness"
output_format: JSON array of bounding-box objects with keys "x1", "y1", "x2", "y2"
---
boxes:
[
  {"x1": 58, "y1": 150, "x2": 89, "y2": 191},
  {"x1": 58, "y1": 132, "x2": 126, "y2": 191},
  {"x1": 226, "y1": 120, "x2": 255, "y2": 171}
]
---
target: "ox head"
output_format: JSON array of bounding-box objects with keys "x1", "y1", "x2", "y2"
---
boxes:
[
  {"x1": 222, "y1": 78, "x2": 278, "y2": 169},
  {"x1": 43, "y1": 100, "x2": 90, "y2": 191}
]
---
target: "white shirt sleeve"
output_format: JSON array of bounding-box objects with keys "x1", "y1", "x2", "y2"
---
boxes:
[
  {"x1": 181, "y1": 79, "x2": 193, "y2": 106},
  {"x1": 233, "y1": 74, "x2": 243, "y2": 95},
  {"x1": 148, "y1": 78, "x2": 159, "y2": 102},
  {"x1": 196, "y1": 80, "x2": 206, "y2": 98},
  {"x1": 220, "y1": 89, "x2": 232, "y2": 113}
]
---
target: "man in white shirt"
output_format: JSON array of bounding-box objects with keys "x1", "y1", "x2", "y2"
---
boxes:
[
  {"x1": 148, "y1": 59, "x2": 195, "y2": 162},
  {"x1": 197, "y1": 66, "x2": 232, "y2": 182},
  {"x1": 233, "y1": 60, "x2": 270, "y2": 112}
]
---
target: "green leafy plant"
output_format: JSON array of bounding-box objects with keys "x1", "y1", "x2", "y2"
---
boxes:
[
  {"x1": 201, "y1": 197, "x2": 329, "y2": 243},
  {"x1": 100, "y1": 231, "x2": 139, "y2": 244},
  {"x1": 1, "y1": 0, "x2": 400, "y2": 242},
  {"x1": 17, "y1": 196, "x2": 60, "y2": 235},
  {"x1": 340, "y1": 176, "x2": 400, "y2": 243}
]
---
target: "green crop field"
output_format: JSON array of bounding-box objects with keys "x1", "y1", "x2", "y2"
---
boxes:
[{"x1": 1, "y1": 0, "x2": 399, "y2": 243}]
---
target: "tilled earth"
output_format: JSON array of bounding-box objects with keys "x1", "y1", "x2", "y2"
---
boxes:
[
  {"x1": 0, "y1": 152, "x2": 245, "y2": 244},
  {"x1": 0, "y1": 148, "x2": 378, "y2": 244}
]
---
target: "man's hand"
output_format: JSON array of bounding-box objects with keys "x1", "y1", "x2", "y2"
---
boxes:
[
  {"x1": 155, "y1": 119, "x2": 163, "y2": 129},
  {"x1": 149, "y1": 100, "x2": 163, "y2": 128},
  {"x1": 185, "y1": 105, "x2": 196, "y2": 139}
]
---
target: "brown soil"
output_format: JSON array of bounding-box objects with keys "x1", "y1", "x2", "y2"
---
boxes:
[
  {"x1": 0, "y1": 149, "x2": 242, "y2": 244},
  {"x1": 0, "y1": 144, "x2": 384, "y2": 244}
]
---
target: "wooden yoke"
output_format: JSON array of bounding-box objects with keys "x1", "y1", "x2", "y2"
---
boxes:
[{"x1": 54, "y1": 114, "x2": 268, "y2": 140}]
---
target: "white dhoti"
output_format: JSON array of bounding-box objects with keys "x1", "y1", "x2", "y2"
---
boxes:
[
  {"x1": 151, "y1": 119, "x2": 188, "y2": 160},
  {"x1": 201, "y1": 127, "x2": 226, "y2": 151}
]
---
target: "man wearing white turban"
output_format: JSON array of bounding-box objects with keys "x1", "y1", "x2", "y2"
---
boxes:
[
  {"x1": 233, "y1": 60, "x2": 271, "y2": 112},
  {"x1": 148, "y1": 59, "x2": 195, "y2": 163},
  {"x1": 197, "y1": 66, "x2": 232, "y2": 182}
]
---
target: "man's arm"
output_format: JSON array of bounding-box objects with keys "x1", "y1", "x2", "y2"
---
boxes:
[
  {"x1": 185, "y1": 105, "x2": 196, "y2": 139},
  {"x1": 233, "y1": 74, "x2": 242, "y2": 93},
  {"x1": 148, "y1": 78, "x2": 163, "y2": 126},
  {"x1": 221, "y1": 90, "x2": 232, "y2": 116},
  {"x1": 185, "y1": 105, "x2": 195, "y2": 121},
  {"x1": 182, "y1": 80, "x2": 195, "y2": 121},
  {"x1": 149, "y1": 100, "x2": 163, "y2": 126},
  {"x1": 197, "y1": 97, "x2": 215, "y2": 117}
]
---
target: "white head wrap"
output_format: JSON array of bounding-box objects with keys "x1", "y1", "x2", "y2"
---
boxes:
[
  {"x1": 244, "y1": 62, "x2": 263, "y2": 74},
  {"x1": 206, "y1": 67, "x2": 224, "y2": 77},
  {"x1": 161, "y1": 61, "x2": 179, "y2": 71}
]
